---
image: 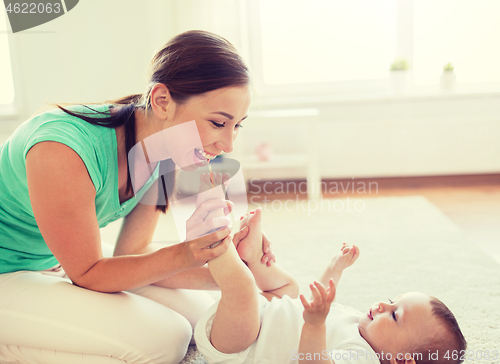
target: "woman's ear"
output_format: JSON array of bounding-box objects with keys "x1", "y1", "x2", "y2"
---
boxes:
[{"x1": 149, "y1": 83, "x2": 173, "y2": 120}]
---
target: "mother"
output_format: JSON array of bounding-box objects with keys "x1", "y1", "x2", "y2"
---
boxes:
[{"x1": 0, "y1": 30, "x2": 273, "y2": 363}]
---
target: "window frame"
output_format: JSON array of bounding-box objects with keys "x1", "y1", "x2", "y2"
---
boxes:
[
  {"x1": 246, "y1": 0, "x2": 407, "y2": 100},
  {"x1": 244, "y1": 0, "x2": 500, "y2": 105}
]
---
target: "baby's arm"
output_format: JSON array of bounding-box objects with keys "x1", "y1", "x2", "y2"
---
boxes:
[
  {"x1": 318, "y1": 243, "x2": 359, "y2": 291},
  {"x1": 298, "y1": 279, "x2": 336, "y2": 364}
]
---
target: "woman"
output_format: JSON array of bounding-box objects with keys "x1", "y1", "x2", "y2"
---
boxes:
[{"x1": 0, "y1": 30, "x2": 274, "y2": 364}]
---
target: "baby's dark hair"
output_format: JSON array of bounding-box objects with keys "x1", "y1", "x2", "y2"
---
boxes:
[{"x1": 411, "y1": 296, "x2": 467, "y2": 364}]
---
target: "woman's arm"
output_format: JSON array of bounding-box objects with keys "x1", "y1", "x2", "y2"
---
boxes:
[
  {"x1": 112, "y1": 181, "x2": 223, "y2": 290},
  {"x1": 26, "y1": 142, "x2": 231, "y2": 293},
  {"x1": 115, "y1": 205, "x2": 219, "y2": 290}
]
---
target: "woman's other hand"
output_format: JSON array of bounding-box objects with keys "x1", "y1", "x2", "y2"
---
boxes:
[
  {"x1": 181, "y1": 198, "x2": 234, "y2": 268},
  {"x1": 237, "y1": 211, "x2": 276, "y2": 266},
  {"x1": 182, "y1": 225, "x2": 233, "y2": 267},
  {"x1": 261, "y1": 231, "x2": 276, "y2": 266}
]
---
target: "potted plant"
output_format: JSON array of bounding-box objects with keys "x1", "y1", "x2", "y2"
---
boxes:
[
  {"x1": 440, "y1": 62, "x2": 456, "y2": 91},
  {"x1": 389, "y1": 58, "x2": 410, "y2": 94}
]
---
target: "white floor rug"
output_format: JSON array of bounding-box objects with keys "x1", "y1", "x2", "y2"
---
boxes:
[{"x1": 174, "y1": 196, "x2": 500, "y2": 364}]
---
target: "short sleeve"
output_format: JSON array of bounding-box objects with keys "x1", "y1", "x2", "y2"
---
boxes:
[{"x1": 23, "y1": 121, "x2": 104, "y2": 193}]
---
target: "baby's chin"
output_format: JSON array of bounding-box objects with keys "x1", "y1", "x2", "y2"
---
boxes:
[
  {"x1": 357, "y1": 326, "x2": 380, "y2": 356},
  {"x1": 357, "y1": 318, "x2": 368, "y2": 338}
]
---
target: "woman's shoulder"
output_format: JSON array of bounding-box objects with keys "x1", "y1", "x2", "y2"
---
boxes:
[
  {"x1": 32, "y1": 103, "x2": 111, "y2": 128},
  {"x1": 12, "y1": 104, "x2": 112, "y2": 143},
  {"x1": 19, "y1": 104, "x2": 115, "y2": 192}
]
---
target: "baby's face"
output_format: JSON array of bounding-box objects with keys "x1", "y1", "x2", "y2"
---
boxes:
[{"x1": 358, "y1": 292, "x2": 438, "y2": 358}]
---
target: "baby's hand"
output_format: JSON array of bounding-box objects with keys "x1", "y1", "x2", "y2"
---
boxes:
[
  {"x1": 329, "y1": 243, "x2": 359, "y2": 272},
  {"x1": 299, "y1": 279, "x2": 336, "y2": 326}
]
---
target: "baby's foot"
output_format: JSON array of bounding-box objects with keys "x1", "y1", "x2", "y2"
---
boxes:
[
  {"x1": 196, "y1": 172, "x2": 231, "y2": 247},
  {"x1": 329, "y1": 243, "x2": 360, "y2": 272},
  {"x1": 198, "y1": 172, "x2": 214, "y2": 195},
  {"x1": 196, "y1": 172, "x2": 231, "y2": 205},
  {"x1": 236, "y1": 208, "x2": 263, "y2": 265},
  {"x1": 197, "y1": 172, "x2": 222, "y2": 200}
]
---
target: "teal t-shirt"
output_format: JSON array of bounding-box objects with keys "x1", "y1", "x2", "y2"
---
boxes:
[{"x1": 0, "y1": 104, "x2": 160, "y2": 274}]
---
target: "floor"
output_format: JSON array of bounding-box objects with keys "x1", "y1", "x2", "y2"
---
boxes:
[
  {"x1": 248, "y1": 174, "x2": 500, "y2": 264},
  {"x1": 360, "y1": 186, "x2": 500, "y2": 264}
]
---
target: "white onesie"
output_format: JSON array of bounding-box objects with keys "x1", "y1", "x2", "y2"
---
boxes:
[{"x1": 194, "y1": 294, "x2": 381, "y2": 364}]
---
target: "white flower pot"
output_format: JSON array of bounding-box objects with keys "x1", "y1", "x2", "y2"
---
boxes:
[
  {"x1": 389, "y1": 71, "x2": 410, "y2": 95},
  {"x1": 440, "y1": 72, "x2": 456, "y2": 91}
]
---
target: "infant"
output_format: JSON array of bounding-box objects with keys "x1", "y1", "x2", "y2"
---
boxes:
[{"x1": 194, "y1": 173, "x2": 466, "y2": 364}]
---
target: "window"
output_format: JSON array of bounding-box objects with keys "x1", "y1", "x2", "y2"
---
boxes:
[
  {"x1": 414, "y1": 0, "x2": 500, "y2": 85},
  {"x1": 258, "y1": 0, "x2": 397, "y2": 85},
  {"x1": 247, "y1": 0, "x2": 500, "y2": 100},
  {"x1": 0, "y1": 12, "x2": 15, "y2": 106}
]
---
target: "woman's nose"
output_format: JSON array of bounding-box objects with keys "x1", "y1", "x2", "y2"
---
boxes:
[{"x1": 217, "y1": 130, "x2": 235, "y2": 153}]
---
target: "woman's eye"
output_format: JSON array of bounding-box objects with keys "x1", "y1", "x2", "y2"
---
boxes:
[
  {"x1": 392, "y1": 311, "x2": 397, "y2": 321},
  {"x1": 235, "y1": 123, "x2": 243, "y2": 129},
  {"x1": 210, "y1": 120, "x2": 224, "y2": 128},
  {"x1": 388, "y1": 299, "x2": 394, "y2": 304}
]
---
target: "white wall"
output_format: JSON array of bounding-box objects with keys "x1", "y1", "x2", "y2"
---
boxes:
[
  {"x1": 237, "y1": 94, "x2": 500, "y2": 179},
  {"x1": 1, "y1": 0, "x2": 246, "y2": 140},
  {"x1": 7, "y1": 1, "x2": 175, "y2": 122},
  {"x1": 170, "y1": 0, "x2": 244, "y2": 51}
]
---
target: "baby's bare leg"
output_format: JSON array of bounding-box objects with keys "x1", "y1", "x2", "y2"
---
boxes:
[
  {"x1": 207, "y1": 241, "x2": 260, "y2": 354},
  {"x1": 238, "y1": 209, "x2": 299, "y2": 300}
]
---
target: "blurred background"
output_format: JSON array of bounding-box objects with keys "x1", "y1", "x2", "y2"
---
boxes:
[{"x1": 1, "y1": 0, "x2": 499, "y2": 260}]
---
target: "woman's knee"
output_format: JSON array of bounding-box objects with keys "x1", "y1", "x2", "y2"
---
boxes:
[
  {"x1": 128, "y1": 286, "x2": 215, "y2": 330},
  {"x1": 148, "y1": 312, "x2": 192, "y2": 364},
  {"x1": 0, "y1": 272, "x2": 193, "y2": 364},
  {"x1": 176, "y1": 290, "x2": 215, "y2": 329}
]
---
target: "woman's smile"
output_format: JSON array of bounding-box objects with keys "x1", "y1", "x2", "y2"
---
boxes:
[{"x1": 194, "y1": 148, "x2": 219, "y2": 161}]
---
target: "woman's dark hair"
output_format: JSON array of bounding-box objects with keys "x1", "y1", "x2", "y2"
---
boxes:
[{"x1": 51, "y1": 30, "x2": 250, "y2": 213}]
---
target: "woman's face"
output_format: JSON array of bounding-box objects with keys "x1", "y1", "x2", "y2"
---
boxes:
[{"x1": 159, "y1": 85, "x2": 251, "y2": 171}]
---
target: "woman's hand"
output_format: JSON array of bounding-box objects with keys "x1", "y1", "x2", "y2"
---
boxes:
[
  {"x1": 261, "y1": 232, "x2": 276, "y2": 266},
  {"x1": 237, "y1": 209, "x2": 276, "y2": 266},
  {"x1": 300, "y1": 279, "x2": 336, "y2": 326},
  {"x1": 232, "y1": 225, "x2": 276, "y2": 266},
  {"x1": 185, "y1": 198, "x2": 233, "y2": 242},
  {"x1": 182, "y1": 225, "x2": 233, "y2": 268}
]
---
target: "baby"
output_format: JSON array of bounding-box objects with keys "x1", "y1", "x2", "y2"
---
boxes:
[{"x1": 194, "y1": 174, "x2": 466, "y2": 364}]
